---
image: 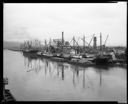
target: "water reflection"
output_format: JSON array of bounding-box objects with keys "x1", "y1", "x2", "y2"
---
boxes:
[
  {"x1": 20, "y1": 52, "x2": 126, "y2": 102},
  {"x1": 23, "y1": 53, "x2": 104, "y2": 90},
  {"x1": 23, "y1": 53, "x2": 42, "y2": 73}
]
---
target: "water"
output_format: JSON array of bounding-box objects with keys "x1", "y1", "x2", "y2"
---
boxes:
[{"x1": 3, "y1": 50, "x2": 127, "y2": 102}]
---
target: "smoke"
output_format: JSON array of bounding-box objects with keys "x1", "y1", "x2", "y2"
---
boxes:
[{"x1": 5, "y1": 26, "x2": 35, "y2": 42}]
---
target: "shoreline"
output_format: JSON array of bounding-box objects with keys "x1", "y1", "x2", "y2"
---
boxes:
[{"x1": 4, "y1": 49, "x2": 127, "y2": 69}]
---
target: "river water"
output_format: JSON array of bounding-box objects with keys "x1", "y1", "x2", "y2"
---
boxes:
[{"x1": 3, "y1": 50, "x2": 127, "y2": 102}]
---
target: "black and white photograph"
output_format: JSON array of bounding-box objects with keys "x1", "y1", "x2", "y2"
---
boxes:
[{"x1": 3, "y1": 2, "x2": 127, "y2": 103}]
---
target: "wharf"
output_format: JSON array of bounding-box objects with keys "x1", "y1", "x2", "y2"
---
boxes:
[
  {"x1": 3, "y1": 89, "x2": 16, "y2": 102},
  {"x1": 2, "y1": 78, "x2": 16, "y2": 102}
]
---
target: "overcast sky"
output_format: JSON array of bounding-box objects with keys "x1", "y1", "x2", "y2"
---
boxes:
[{"x1": 4, "y1": 2, "x2": 127, "y2": 46}]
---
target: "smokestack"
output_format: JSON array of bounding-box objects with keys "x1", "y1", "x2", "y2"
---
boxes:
[
  {"x1": 93, "y1": 36, "x2": 97, "y2": 49},
  {"x1": 62, "y1": 31, "x2": 64, "y2": 45},
  {"x1": 83, "y1": 35, "x2": 85, "y2": 51},
  {"x1": 73, "y1": 36, "x2": 75, "y2": 47}
]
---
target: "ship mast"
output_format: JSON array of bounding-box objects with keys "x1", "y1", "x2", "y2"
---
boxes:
[
  {"x1": 62, "y1": 31, "x2": 64, "y2": 52},
  {"x1": 83, "y1": 35, "x2": 85, "y2": 53},
  {"x1": 100, "y1": 33, "x2": 102, "y2": 56}
]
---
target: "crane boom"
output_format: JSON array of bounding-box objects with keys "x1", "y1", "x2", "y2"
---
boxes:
[
  {"x1": 104, "y1": 35, "x2": 109, "y2": 45},
  {"x1": 88, "y1": 34, "x2": 95, "y2": 46}
]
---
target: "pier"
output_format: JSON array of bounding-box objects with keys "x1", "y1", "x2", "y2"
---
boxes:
[{"x1": 2, "y1": 78, "x2": 16, "y2": 102}]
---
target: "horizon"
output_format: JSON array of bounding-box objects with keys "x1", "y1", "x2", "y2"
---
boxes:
[{"x1": 4, "y1": 40, "x2": 127, "y2": 47}]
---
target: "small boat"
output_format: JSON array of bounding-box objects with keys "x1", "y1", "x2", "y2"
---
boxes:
[
  {"x1": 39, "y1": 53, "x2": 53, "y2": 58},
  {"x1": 37, "y1": 51, "x2": 42, "y2": 55},
  {"x1": 72, "y1": 55, "x2": 82, "y2": 59},
  {"x1": 22, "y1": 49, "x2": 39, "y2": 53},
  {"x1": 82, "y1": 54, "x2": 87, "y2": 58}
]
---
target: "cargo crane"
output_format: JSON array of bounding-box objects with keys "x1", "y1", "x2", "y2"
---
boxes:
[
  {"x1": 88, "y1": 34, "x2": 95, "y2": 47},
  {"x1": 102, "y1": 35, "x2": 109, "y2": 51},
  {"x1": 104, "y1": 35, "x2": 109, "y2": 46},
  {"x1": 67, "y1": 36, "x2": 81, "y2": 54},
  {"x1": 80, "y1": 34, "x2": 97, "y2": 55}
]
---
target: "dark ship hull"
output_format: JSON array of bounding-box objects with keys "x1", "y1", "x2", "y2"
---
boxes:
[
  {"x1": 23, "y1": 51, "x2": 39, "y2": 59},
  {"x1": 93, "y1": 56, "x2": 110, "y2": 65}
]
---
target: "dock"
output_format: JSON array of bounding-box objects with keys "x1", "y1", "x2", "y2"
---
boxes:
[
  {"x1": 3, "y1": 89, "x2": 16, "y2": 102},
  {"x1": 2, "y1": 78, "x2": 16, "y2": 102}
]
